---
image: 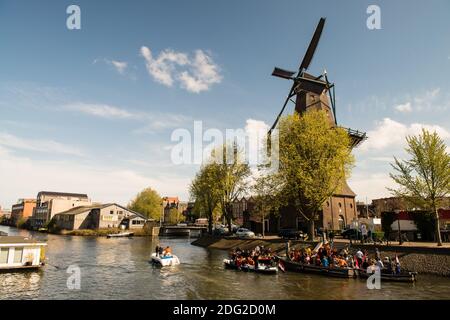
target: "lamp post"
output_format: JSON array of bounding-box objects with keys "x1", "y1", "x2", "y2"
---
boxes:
[
  {"x1": 395, "y1": 209, "x2": 402, "y2": 245},
  {"x1": 160, "y1": 197, "x2": 167, "y2": 228}
]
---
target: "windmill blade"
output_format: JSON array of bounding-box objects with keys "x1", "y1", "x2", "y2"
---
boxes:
[
  {"x1": 324, "y1": 72, "x2": 337, "y2": 125},
  {"x1": 272, "y1": 67, "x2": 296, "y2": 80},
  {"x1": 268, "y1": 85, "x2": 295, "y2": 136},
  {"x1": 298, "y1": 17, "x2": 326, "y2": 73}
]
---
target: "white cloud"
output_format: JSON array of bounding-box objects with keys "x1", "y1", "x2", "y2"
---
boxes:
[
  {"x1": 359, "y1": 118, "x2": 450, "y2": 152},
  {"x1": 63, "y1": 102, "x2": 191, "y2": 130},
  {"x1": 110, "y1": 60, "x2": 128, "y2": 74},
  {"x1": 394, "y1": 102, "x2": 412, "y2": 113},
  {"x1": 351, "y1": 117, "x2": 450, "y2": 202},
  {"x1": 245, "y1": 119, "x2": 269, "y2": 148},
  {"x1": 0, "y1": 132, "x2": 84, "y2": 156},
  {"x1": 140, "y1": 46, "x2": 222, "y2": 93},
  {"x1": 94, "y1": 58, "x2": 129, "y2": 75},
  {"x1": 349, "y1": 172, "x2": 395, "y2": 202},
  {"x1": 391, "y1": 88, "x2": 447, "y2": 113},
  {"x1": 64, "y1": 103, "x2": 135, "y2": 119},
  {"x1": 177, "y1": 50, "x2": 222, "y2": 93}
]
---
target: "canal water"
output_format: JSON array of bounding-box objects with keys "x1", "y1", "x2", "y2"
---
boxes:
[{"x1": 1, "y1": 225, "x2": 450, "y2": 300}]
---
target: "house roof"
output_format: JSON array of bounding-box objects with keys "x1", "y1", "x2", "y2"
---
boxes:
[
  {"x1": 334, "y1": 181, "x2": 356, "y2": 197},
  {"x1": 54, "y1": 204, "x2": 103, "y2": 216},
  {"x1": 54, "y1": 203, "x2": 148, "y2": 220},
  {"x1": 0, "y1": 236, "x2": 46, "y2": 245},
  {"x1": 37, "y1": 191, "x2": 88, "y2": 199}
]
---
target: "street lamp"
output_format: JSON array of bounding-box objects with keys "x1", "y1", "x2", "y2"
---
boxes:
[
  {"x1": 395, "y1": 209, "x2": 402, "y2": 245},
  {"x1": 160, "y1": 197, "x2": 167, "y2": 228}
]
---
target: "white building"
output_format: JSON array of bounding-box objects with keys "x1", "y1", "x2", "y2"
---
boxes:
[{"x1": 32, "y1": 191, "x2": 91, "y2": 228}]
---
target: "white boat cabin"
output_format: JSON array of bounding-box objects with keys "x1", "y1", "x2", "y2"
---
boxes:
[{"x1": 0, "y1": 236, "x2": 47, "y2": 270}]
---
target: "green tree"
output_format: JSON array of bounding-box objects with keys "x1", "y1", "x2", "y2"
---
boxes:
[
  {"x1": 389, "y1": 129, "x2": 450, "y2": 246},
  {"x1": 252, "y1": 174, "x2": 282, "y2": 238},
  {"x1": 166, "y1": 208, "x2": 181, "y2": 225},
  {"x1": 261, "y1": 110, "x2": 355, "y2": 240},
  {"x1": 211, "y1": 143, "x2": 251, "y2": 233},
  {"x1": 128, "y1": 187, "x2": 162, "y2": 221},
  {"x1": 190, "y1": 163, "x2": 221, "y2": 234}
]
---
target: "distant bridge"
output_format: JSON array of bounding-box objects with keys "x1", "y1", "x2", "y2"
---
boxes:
[{"x1": 160, "y1": 225, "x2": 207, "y2": 237}]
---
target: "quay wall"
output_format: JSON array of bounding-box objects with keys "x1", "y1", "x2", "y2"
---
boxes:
[{"x1": 191, "y1": 236, "x2": 450, "y2": 277}]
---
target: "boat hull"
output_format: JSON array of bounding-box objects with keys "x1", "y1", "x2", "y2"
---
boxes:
[
  {"x1": 223, "y1": 259, "x2": 278, "y2": 274},
  {"x1": 151, "y1": 253, "x2": 180, "y2": 267},
  {"x1": 357, "y1": 269, "x2": 417, "y2": 283},
  {"x1": 277, "y1": 257, "x2": 357, "y2": 278},
  {"x1": 106, "y1": 232, "x2": 134, "y2": 238},
  {"x1": 0, "y1": 264, "x2": 44, "y2": 272}
]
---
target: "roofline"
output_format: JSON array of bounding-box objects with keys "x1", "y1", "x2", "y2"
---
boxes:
[
  {"x1": 37, "y1": 191, "x2": 88, "y2": 198},
  {"x1": 0, "y1": 242, "x2": 47, "y2": 247},
  {"x1": 54, "y1": 203, "x2": 148, "y2": 220}
]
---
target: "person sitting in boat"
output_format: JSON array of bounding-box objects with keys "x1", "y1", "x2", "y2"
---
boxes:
[
  {"x1": 158, "y1": 246, "x2": 164, "y2": 256},
  {"x1": 355, "y1": 249, "x2": 364, "y2": 265},
  {"x1": 163, "y1": 246, "x2": 172, "y2": 257},
  {"x1": 361, "y1": 256, "x2": 370, "y2": 270},
  {"x1": 375, "y1": 258, "x2": 384, "y2": 270},
  {"x1": 337, "y1": 256, "x2": 348, "y2": 268},
  {"x1": 394, "y1": 255, "x2": 401, "y2": 274},
  {"x1": 321, "y1": 256, "x2": 329, "y2": 267},
  {"x1": 367, "y1": 259, "x2": 377, "y2": 273}
]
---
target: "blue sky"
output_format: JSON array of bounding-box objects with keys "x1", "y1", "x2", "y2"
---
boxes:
[{"x1": 1, "y1": 0, "x2": 449, "y2": 208}]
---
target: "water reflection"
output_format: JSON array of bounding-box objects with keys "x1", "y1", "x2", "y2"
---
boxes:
[{"x1": 1, "y1": 225, "x2": 450, "y2": 300}]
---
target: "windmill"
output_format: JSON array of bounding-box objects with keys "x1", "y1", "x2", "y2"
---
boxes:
[{"x1": 268, "y1": 17, "x2": 366, "y2": 148}]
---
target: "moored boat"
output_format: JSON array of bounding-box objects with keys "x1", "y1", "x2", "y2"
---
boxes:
[
  {"x1": 151, "y1": 253, "x2": 180, "y2": 266},
  {"x1": 357, "y1": 269, "x2": 417, "y2": 283},
  {"x1": 106, "y1": 232, "x2": 134, "y2": 238},
  {"x1": 223, "y1": 258, "x2": 278, "y2": 274},
  {"x1": 0, "y1": 236, "x2": 47, "y2": 271},
  {"x1": 276, "y1": 256, "x2": 357, "y2": 278}
]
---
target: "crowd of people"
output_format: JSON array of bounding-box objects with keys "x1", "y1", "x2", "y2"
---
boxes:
[
  {"x1": 288, "y1": 243, "x2": 402, "y2": 274},
  {"x1": 229, "y1": 245, "x2": 276, "y2": 268}
]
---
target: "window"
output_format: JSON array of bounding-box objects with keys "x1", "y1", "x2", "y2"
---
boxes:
[
  {"x1": 326, "y1": 201, "x2": 330, "y2": 207},
  {"x1": 110, "y1": 210, "x2": 114, "y2": 215},
  {"x1": 13, "y1": 248, "x2": 23, "y2": 264},
  {"x1": 0, "y1": 248, "x2": 9, "y2": 264},
  {"x1": 350, "y1": 203, "x2": 353, "y2": 209},
  {"x1": 338, "y1": 203, "x2": 342, "y2": 208}
]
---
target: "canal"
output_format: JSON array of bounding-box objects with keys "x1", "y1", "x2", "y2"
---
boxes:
[{"x1": 1, "y1": 226, "x2": 450, "y2": 300}]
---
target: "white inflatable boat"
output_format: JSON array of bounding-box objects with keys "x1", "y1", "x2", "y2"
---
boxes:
[{"x1": 151, "y1": 253, "x2": 180, "y2": 266}]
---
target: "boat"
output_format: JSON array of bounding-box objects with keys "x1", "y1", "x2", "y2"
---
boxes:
[
  {"x1": 106, "y1": 232, "x2": 134, "y2": 238},
  {"x1": 223, "y1": 258, "x2": 278, "y2": 274},
  {"x1": 0, "y1": 236, "x2": 47, "y2": 271},
  {"x1": 357, "y1": 269, "x2": 417, "y2": 283},
  {"x1": 151, "y1": 253, "x2": 180, "y2": 266},
  {"x1": 276, "y1": 256, "x2": 357, "y2": 278}
]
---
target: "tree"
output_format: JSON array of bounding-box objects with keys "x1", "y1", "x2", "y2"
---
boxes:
[
  {"x1": 190, "y1": 163, "x2": 221, "y2": 234},
  {"x1": 128, "y1": 187, "x2": 162, "y2": 221},
  {"x1": 252, "y1": 174, "x2": 282, "y2": 238},
  {"x1": 261, "y1": 110, "x2": 355, "y2": 240},
  {"x1": 211, "y1": 143, "x2": 251, "y2": 233},
  {"x1": 166, "y1": 208, "x2": 181, "y2": 225},
  {"x1": 389, "y1": 129, "x2": 450, "y2": 246}
]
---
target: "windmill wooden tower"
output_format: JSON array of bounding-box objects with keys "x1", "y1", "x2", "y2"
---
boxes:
[{"x1": 270, "y1": 17, "x2": 367, "y2": 232}]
